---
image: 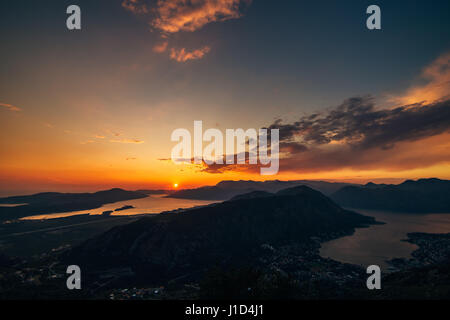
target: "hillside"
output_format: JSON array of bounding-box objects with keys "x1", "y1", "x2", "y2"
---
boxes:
[
  {"x1": 0, "y1": 188, "x2": 147, "y2": 221},
  {"x1": 167, "y1": 179, "x2": 356, "y2": 200},
  {"x1": 331, "y1": 178, "x2": 450, "y2": 213},
  {"x1": 66, "y1": 186, "x2": 377, "y2": 283}
]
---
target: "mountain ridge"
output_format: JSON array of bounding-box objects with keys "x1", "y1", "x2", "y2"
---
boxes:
[
  {"x1": 331, "y1": 178, "x2": 450, "y2": 213},
  {"x1": 65, "y1": 185, "x2": 378, "y2": 283},
  {"x1": 166, "y1": 179, "x2": 357, "y2": 200},
  {"x1": 0, "y1": 188, "x2": 147, "y2": 221}
]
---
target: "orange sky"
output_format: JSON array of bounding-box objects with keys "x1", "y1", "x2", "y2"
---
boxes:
[
  {"x1": 1, "y1": 49, "x2": 449, "y2": 195},
  {"x1": 1, "y1": 1, "x2": 450, "y2": 196}
]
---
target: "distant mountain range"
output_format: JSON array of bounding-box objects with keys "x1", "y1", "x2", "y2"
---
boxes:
[
  {"x1": 168, "y1": 178, "x2": 450, "y2": 213},
  {"x1": 330, "y1": 178, "x2": 450, "y2": 213},
  {"x1": 167, "y1": 180, "x2": 356, "y2": 200},
  {"x1": 1, "y1": 178, "x2": 448, "y2": 222},
  {"x1": 0, "y1": 188, "x2": 147, "y2": 221},
  {"x1": 65, "y1": 186, "x2": 377, "y2": 282}
]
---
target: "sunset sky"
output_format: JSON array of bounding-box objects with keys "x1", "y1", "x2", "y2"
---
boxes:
[{"x1": 1, "y1": 0, "x2": 450, "y2": 196}]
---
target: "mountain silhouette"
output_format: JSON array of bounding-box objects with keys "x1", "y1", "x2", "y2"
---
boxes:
[
  {"x1": 0, "y1": 188, "x2": 147, "y2": 221},
  {"x1": 65, "y1": 186, "x2": 377, "y2": 283},
  {"x1": 331, "y1": 178, "x2": 450, "y2": 213},
  {"x1": 167, "y1": 179, "x2": 356, "y2": 200}
]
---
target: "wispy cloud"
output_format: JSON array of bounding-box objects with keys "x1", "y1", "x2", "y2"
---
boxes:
[
  {"x1": 110, "y1": 138, "x2": 145, "y2": 144},
  {"x1": 170, "y1": 46, "x2": 211, "y2": 62},
  {"x1": 153, "y1": 41, "x2": 168, "y2": 53},
  {"x1": 0, "y1": 102, "x2": 21, "y2": 112},
  {"x1": 122, "y1": 0, "x2": 148, "y2": 14},
  {"x1": 122, "y1": 0, "x2": 252, "y2": 61},
  {"x1": 105, "y1": 129, "x2": 123, "y2": 137},
  {"x1": 393, "y1": 51, "x2": 450, "y2": 105},
  {"x1": 80, "y1": 140, "x2": 96, "y2": 145},
  {"x1": 151, "y1": 0, "x2": 252, "y2": 34}
]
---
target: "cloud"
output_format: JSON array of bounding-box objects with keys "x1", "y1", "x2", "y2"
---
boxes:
[
  {"x1": 394, "y1": 51, "x2": 450, "y2": 105},
  {"x1": 105, "y1": 129, "x2": 122, "y2": 137},
  {"x1": 122, "y1": 0, "x2": 148, "y2": 14},
  {"x1": 151, "y1": 0, "x2": 252, "y2": 34},
  {"x1": 193, "y1": 97, "x2": 450, "y2": 175},
  {"x1": 199, "y1": 152, "x2": 259, "y2": 174},
  {"x1": 274, "y1": 132, "x2": 450, "y2": 174},
  {"x1": 0, "y1": 102, "x2": 21, "y2": 112},
  {"x1": 269, "y1": 96, "x2": 450, "y2": 151},
  {"x1": 170, "y1": 46, "x2": 211, "y2": 62},
  {"x1": 153, "y1": 41, "x2": 168, "y2": 53},
  {"x1": 279, "y1": 142, "x2": 308, "y2": 154},
  {"x1": 80, "y1": 140, "x2": 96, "y2": 145},
  {"x1": 122, "y1": 0, "x2": 252, "y2": 61},
  {"x1": 110, "y1": 138, "x2": 145, "y2": 144}
]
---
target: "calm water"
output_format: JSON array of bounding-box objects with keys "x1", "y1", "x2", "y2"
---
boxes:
[
  {"x1": 320, "y1": 209, "x2": 450, "y2": 269},
  {"x1": 21, "y1": 195, "x2": 218, "y2": 220}
]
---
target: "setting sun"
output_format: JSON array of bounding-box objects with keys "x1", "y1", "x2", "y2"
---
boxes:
[{"x1": 173, "y1": 183, "x2": 179, "y2": 189}]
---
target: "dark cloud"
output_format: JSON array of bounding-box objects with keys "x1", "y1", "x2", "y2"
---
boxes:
[
  {"x1": 163, "y1": 152, "x2": 260, "y2": 174},
  {"x1": 279, "y1": 142, "x2": 308, "y2": 154},
  {"x1": 269, "y1": 96, "x2": 450, "y2": 151},
  {"x1": 160, "y1": 97, "x2": 450, "y2": 175},
  {"x1": 201, "y1": 97, "x2": 450, "y2": 174}
]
